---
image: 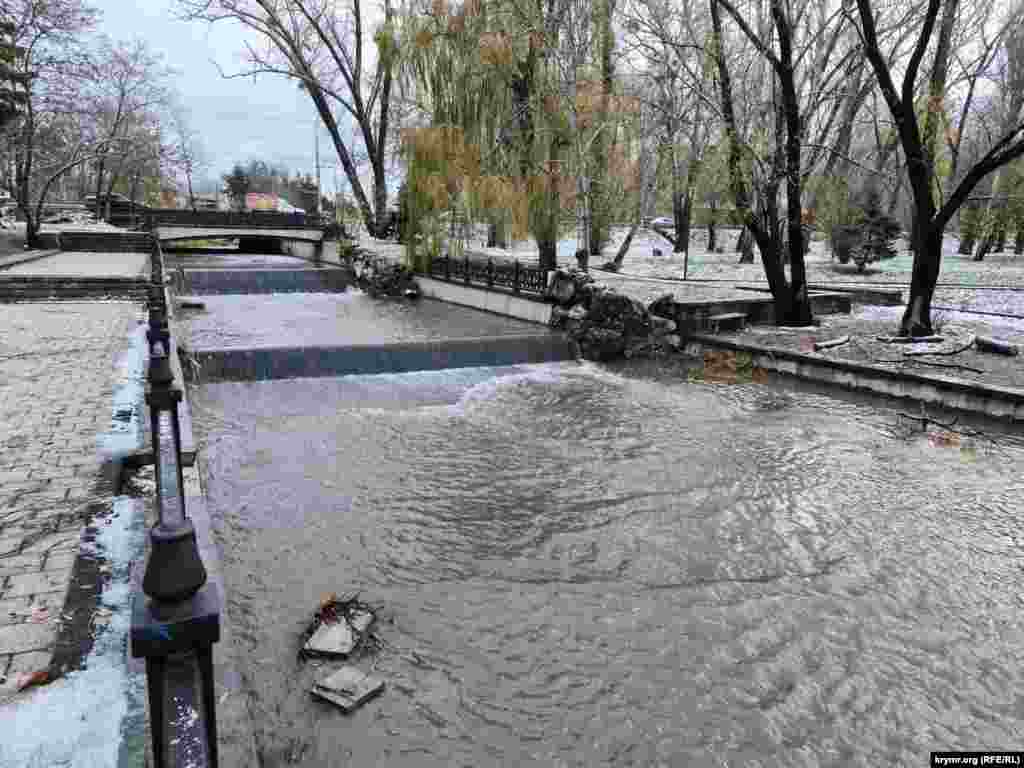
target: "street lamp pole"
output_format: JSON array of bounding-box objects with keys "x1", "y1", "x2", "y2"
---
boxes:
[{"x1": 314, "y1": 119, "x2": 321, "y2": 218}]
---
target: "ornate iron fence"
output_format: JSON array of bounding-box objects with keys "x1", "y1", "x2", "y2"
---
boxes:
[
  {"x1": 427, "y1": 254, "x2": 548, "y2": 297},
  {"x1": 130, "y1": 241, "x2": 221, "y2": 768}
]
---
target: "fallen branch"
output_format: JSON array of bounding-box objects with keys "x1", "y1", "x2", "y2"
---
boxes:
[
  {"x1": 876, "y1": 358, "x2": 985, "y2": 374},
  {"x1": 897, "y1": 413, "x2": 984, "y2": 439},
  {"x1": 813, "y1": 335, "x2": 850, "y2": 351},
  {"x1": 902, "y1": 335, "x2": 976, "y2": 357},
  {"x1": 975, "y1": 335, "x2": 1020, "y2": 356},
  {"x1": 876, "y1": 335, "x2": 945, "y2": 344},
  {"x1": 650, "y1": 224, "x2": 678, "y2": 248}
]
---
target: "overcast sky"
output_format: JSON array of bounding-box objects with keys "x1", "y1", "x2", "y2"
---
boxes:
[{"x1": 91, "y1": 0, "x2": 347, "y2": 195}]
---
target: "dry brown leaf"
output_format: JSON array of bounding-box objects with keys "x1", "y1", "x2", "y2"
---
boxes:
[
  {"x1": 928, "y1": 430, "x2": 961, "y2": 448},
  {"x1": 319, "y1": 592, "x2": 339, "y2": 610},
  {"x1": 16, "y1": 670, "x2": 49, "y2": 691}
]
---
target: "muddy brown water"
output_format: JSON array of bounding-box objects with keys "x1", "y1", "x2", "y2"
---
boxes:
[{"x1": 191, "y1": 359, "x2": 1024, "y2": 768}]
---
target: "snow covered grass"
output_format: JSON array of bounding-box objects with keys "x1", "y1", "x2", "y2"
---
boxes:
[{"x1": 357, "y1": 227, "x2": 1024, "y2": 321}]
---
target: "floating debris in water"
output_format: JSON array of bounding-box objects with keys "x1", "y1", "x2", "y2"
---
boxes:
[
  {"x1": 689, "y1": 350, "x2": 769, "y2": 384},
  {"x1": 300, "y1": 593, "x2": 377, "y2": 660},
  {"x1": 311, "y1": 666, "x2": 385, "y2": 713}
]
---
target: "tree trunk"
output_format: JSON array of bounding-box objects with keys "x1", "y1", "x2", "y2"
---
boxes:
[
  {"x1": 1015, "y1": 220, "x2": 1024, "y2": 255},
  {"x1": 706, "y1": 203, "x2": 717, "y2": 252},
  {"x1": 611, "y1": 221, "x2": 638, "y2": 270},
  {"x1": 903, "y1": 225, "x2": 943, "y2": 335},
  {"x1": 736, "y1": 226, "x2": 755, "y2": 263},
  {"x1": 588, "y1": 0, "x2": 614, "y2": 258},
  {"x1": 372, "y1": 157, "x2": 388, "y2": 237},
  {"x1": 93, "y1": 156, "x2": 106, "y2": 220},
  {"x1": 486, "y1": 220, "x2": 507, "y2": 248},
  {"x1": 773, "y1": 0, "x2": 812, "y2": 325},
  {"x1": 538, "y1": 238, "x2": 557, "y2": 273},
  {"x1": 674, "y1": 188, "x2": 692, "y2": 255}
]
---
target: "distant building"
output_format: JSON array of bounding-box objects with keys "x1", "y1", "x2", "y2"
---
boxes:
[
  {"x1": 245, "y1": 192, "x2": 304, "y2": 214},
  {"x1": 191, "y1": 194, "x2": 221, "y2": 211}
]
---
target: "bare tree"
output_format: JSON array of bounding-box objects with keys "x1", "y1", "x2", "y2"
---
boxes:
[
  {"x1": 3, "y1": 0, "x2": 100, "y2": 246},
  {"x1": 852, "y1": 0, "x2": 1024, "y2": 335},
  {"x1": 80, "y1": 36, "x2": 172, "y2": 220},
  {"x1": 178, "y1": 0, "x2": 397, "y2": 236},
  {"x1": 167, "y1": 101, "x2": 208, "y2": 211},
  {"x1": 709, "y1": 0, "x2": 855, "y2": 325}
]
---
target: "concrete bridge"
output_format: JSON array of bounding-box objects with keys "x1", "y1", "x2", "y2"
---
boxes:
[{"x1": 146, "y1": 209, "x2": 328, "y2": 256}]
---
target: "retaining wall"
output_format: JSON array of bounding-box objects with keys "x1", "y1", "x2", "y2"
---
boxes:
[
  {"x1": 416, "y1": 275, "x2": 554, "y2": 325},
  {"x1": 686, "y1": 333, "x2": 1024, "y2": 421}
]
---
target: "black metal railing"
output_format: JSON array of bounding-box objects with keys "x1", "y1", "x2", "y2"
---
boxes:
[
  {"x1": 130, "y1": 241, "x2": 221, "y2": 768},
  {"x1": 146, "y1": 209, "x2": 325, "y2": 230},
  {"x1": 427, "y1": 254, "x2": 549, "y2": 296}
]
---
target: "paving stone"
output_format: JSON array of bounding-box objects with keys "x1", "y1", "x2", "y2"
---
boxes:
[
  {"x1": 0, "y1": 301, "x2": 141, "y2": 691},
  {"x1": 0, "y1": 537, "x2": 23, "y2": 557},
  {"x1": 0, "y1": 597, "x2": 32, "y2": 627},
  {"x1": 0, "y1": 621, "x2": 55, "y2": 654},
  {"x1": 20, "y1": 531, "x2": 81, "y2": 556},
  {"x1": 2, "y1": 569, "x2": 71, "y2": 600},
  {"x1": 0, "y1": 555, "x2": 42, "y2": 579}
]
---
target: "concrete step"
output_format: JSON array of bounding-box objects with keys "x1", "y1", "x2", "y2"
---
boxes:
[
  {"x1": 706, "y1": 312, "x2": 747, "y2": 333},
  {"x1": 58, "y1": 231, "x2": 154, "y2": 253}
]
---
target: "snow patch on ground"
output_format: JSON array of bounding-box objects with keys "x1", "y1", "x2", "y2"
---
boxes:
[
  {"x1": 0, "y1": 496, "x2": 147, "y2": 768},
  {"x1": 97, "y1": 322, "x2": 147, "y2": 462}
]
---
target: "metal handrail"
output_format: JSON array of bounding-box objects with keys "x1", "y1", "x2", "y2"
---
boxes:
[
  {"x1": 427, "y1": 254, "x2": 549, "y2": 297},
  {"x1": 130, "y1": 240, "x2": 221, "y2": 768}
]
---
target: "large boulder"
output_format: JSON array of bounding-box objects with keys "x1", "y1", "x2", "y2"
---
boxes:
[
  {"x1": 552, "y1": 283, "x2": 675, "y2": 362},
  {"x1": 545, "y1": 267, "x2": 595, "y2": 307},
  {"x1": 351, "y1": 250, "x2": 419, "y2": 298},
  {"x1": 587, "y1": 290, "x2": 650, "y2": 336},
  {"x1": 647, "y1": 293, "x2": 677, "y2": 321},
  {"x1": 575, "y1": 326, "x2": 628, "y2": 361}
]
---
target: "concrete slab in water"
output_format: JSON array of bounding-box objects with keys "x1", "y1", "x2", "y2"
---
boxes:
[
  {"x1": 165, "y1": 252, "x2": 316, "y2": 269},
  {"x1": 188, "y1": 335, "x2": 577, "y2": 381},
  {"x1": 179, "y1": 268, "x2": 349, "y2": 294},
  {"x1": 174, "y1": 293, "x2": 550, "y2": 349}
]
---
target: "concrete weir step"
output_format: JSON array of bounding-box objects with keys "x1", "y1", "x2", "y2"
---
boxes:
[
  {"x1": 185, "y1": 333, "x2": 578, "y2": 382},
  {"x1": 178, "y1": 268, "x2": 350, "y2": 294}
]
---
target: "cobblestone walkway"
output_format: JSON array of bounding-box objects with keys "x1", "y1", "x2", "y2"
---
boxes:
[
  {"x1": 0, "y1": 301, "x2": 144, "y2": 696},
  {"x1": 2, "y1": 251, "x2": 149, "y2": 278}
]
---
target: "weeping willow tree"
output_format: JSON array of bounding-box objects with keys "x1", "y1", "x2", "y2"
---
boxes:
[{"x1": 399, "y1": 0, "x2": 579, "y2": 272}]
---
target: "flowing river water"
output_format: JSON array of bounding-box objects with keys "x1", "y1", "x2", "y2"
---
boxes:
[{"x1": 190, "y1": 356, "x2": 1024, "y2": 767}]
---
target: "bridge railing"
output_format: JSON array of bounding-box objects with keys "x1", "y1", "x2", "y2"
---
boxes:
[
  {"x1": 130, "y1": 241, "x2": 221, "y2": 768},
  {"x1": 427, "y1": 254, "x2": 549, "y2": 297},
  {"x1": 147, "y1": 209, "x2": 326, "y2": 229}
]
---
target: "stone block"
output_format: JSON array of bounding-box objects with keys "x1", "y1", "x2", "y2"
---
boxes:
[{"x1": 707, "y1": 312, "x2": 748, "y2": 334}]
